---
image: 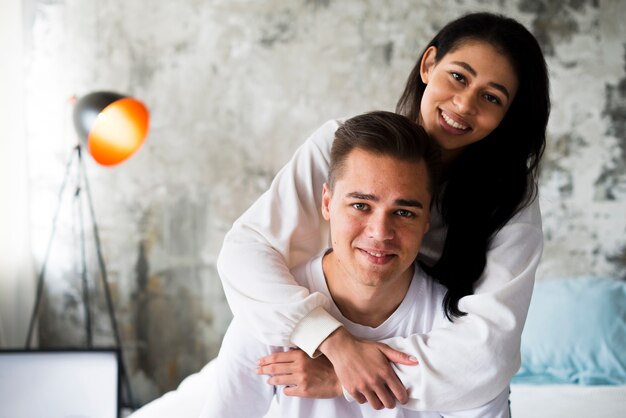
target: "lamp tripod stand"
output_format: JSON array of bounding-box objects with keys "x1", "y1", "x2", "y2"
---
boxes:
[{"x1": 25, "y1": 144, "x2": 134, "y2": 407}]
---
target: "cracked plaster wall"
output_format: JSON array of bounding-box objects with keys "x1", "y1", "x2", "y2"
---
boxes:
[{"x1": 22, "y1": 0, "x2": 626, "y2": 406}]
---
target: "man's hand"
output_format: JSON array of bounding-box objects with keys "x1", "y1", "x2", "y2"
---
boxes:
[
  {"x1": 257, "y1": 349, "x2": 342, "y2": 398},
  {"x1": 318, "y1": 327, "x2": 418, "y2": 410}
]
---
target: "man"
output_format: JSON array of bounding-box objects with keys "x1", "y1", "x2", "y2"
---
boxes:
[{"x1": 200, "y1": 111, "x2": 509, "y2": 417}]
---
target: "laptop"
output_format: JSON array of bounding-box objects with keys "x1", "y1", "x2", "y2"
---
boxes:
[{"x1": 0, "y1": 349, "x2": 120, "y2": 418}]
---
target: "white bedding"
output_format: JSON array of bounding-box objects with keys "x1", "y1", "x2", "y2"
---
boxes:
[
  {"x1": 509, "y1": 384, "x2": 626, "y2": 418},
  {"x1": 129, "y1": 360, "x2": 626, "y2": 418}
]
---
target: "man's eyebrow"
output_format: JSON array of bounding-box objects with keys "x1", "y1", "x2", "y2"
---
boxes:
[
  {"x1": 395, "y1": 199, "x2": 423, "y2": 209},
  {"x1": 346, "y1": 192, "x2": 424, "y2": 209},
  {"x1": 346, "y1": 192, "x2": 377, "y2": 201},
  {"x1": 451, "y1": 61, "x2": 511, "y2": 99}
]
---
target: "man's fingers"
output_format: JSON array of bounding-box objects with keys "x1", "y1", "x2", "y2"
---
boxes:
[
  {"x1": 267, "y1": 375, "x2": 294, "y2": 386},
  {"x1": 258, "y1": 351, "x2": 298, "y2": 366},
  {"x1": 256, "y1": 363, "x2": 294, "y2": 376},
  {"x1": 282, "y1": 385, "x2": 301, "y2": 397}
]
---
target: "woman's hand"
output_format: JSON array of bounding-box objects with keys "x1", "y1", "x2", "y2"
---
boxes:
[
  {"x1": 257, "y1": 349, "x2": 342, "y2": 398},
  {"x1": 318, "y1": 327, "x2": 419, "y2": 410}
]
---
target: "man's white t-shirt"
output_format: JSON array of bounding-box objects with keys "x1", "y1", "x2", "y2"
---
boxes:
[{"x1": 201, "y1": 252, "x2": 510, "y2": 418}]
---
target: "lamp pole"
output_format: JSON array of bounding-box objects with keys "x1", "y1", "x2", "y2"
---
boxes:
[
  {"x1": 27, "y1": 91, "x2": 147, "y2": 409},
  {"x1": 25, "y1": 144, "x2": 134, "y2": 407}
]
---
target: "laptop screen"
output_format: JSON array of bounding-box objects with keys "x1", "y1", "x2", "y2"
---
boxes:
[{"x1": 0, "y1": 349, "x2": 120, "y2": 418}]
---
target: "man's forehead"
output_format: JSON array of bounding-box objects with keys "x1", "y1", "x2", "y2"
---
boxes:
[{"x1": 334, "y1": 151, "x2": 431, "y2": 202}]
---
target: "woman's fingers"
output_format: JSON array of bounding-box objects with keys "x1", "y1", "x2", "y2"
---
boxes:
[
  {"x1": 361, "y1": 389, "x2": 385, "y2": 410},
  {"x1": 379, "y1": 344, "x2": 419, "y2": 366},
  {"x1": 257, "y1": 337, "x2": 416, "y2": 407},
  {"x1": 318, "y1": 329, "x2": 414, "y2": 409},
  {"x1": 383, "y1": 373, "x2": 409, "y2": 405}
]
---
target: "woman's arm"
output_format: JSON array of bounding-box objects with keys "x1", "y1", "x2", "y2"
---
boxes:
[
  {"x1": 219, "y1": 117, "x2": 543, "y2": 410},
  {"x1": 257, "y1": 198, "x2": 542, "y2": 411},
  {"x1": 199, "y1": 318, "x2": 277, "y2": 418},
  {"x1": 217, "y1": 119, "x2": 342, "y2": 355},
  {"x1": 384, "y1": 199, "x2": 543, "y2": 410}
]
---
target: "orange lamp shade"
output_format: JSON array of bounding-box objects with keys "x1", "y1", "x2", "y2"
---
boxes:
[{"x1": 73, "y1": 92, "x2": 150, "y2": 166}]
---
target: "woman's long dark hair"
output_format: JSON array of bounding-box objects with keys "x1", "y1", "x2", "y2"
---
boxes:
[{"x1": 396, "y1": 13, "x2": 550, "y2": 319}]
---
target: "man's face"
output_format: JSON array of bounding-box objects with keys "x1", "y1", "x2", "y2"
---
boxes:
[{"x1": 322, "y1": 148, "x2": 431, "y2": 288}]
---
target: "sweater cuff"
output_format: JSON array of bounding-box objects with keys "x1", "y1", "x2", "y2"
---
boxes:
[{"x1": 291, "y1": 306, "x2": 342, "y2": 358}]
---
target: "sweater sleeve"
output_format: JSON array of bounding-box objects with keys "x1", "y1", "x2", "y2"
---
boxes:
[
  {"x1": 217, "y1": 119, "x2": 343, "y2": 356},
  {"x1": 385, "y1": 198, "x2": 543, "y2": 411},
  {"x1": 199, "y1": 318, "x2": 277, "y2": 418}
]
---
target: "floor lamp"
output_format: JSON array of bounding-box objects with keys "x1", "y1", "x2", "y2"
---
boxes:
[{"x1": 25, "y1": 91, "x2": 150, "y2": 408}]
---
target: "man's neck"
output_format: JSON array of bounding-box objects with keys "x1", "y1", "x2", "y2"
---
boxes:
[{"x1": 321, "y1": 251, "x2": 413, "y2": 328}]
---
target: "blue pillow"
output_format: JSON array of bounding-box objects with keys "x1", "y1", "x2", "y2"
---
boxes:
[{"x1": 513, "y1": 276, "x2": 626, "y2": 385}]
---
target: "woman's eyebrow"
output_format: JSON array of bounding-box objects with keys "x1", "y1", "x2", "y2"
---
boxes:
[{"x1": 451, "y1": 61, "x2": 511, "y2": 99}]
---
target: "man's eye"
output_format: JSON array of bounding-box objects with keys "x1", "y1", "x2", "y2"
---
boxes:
[
  {"x1": 352, "y1": 203, "x2": 368, "y2": 211},
  {"x1": 395, "y1": 209, "x2": 414, "y2": 218}
]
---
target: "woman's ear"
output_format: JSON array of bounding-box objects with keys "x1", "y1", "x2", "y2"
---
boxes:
[{"x1": 420, "y1": 46, "x2": 437, "y2": 84}]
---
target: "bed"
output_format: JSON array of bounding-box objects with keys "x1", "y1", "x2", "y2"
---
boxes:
[
  {"x1": 129, "y1": 277, "x2": 626, "y2": 417},
  {"x1": 508, "y1": 276, "x2": 626, "y2": 417},
  {"x1": 510, "y1": 384, "x2": 625, "y2": 417}
]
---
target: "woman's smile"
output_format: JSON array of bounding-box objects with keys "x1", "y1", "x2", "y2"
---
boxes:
[
  {"x1": 419, "y1": 40, "x2": 519, "y2": 158},
  {"x1": 440, "y1": 109, "x2": 470, "y2": 133}
]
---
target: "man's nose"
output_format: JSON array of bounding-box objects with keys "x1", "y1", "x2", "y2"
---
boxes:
[{"x1": 367, "y1": 212, "x2": 394, "y2": 241}]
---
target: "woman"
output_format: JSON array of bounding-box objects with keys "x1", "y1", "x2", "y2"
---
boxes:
[{"x1": 218, "y1": 12, "x2": 550, "y2": 411}]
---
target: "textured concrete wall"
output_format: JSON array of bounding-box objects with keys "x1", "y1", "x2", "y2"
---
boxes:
[{"x1": 23, "y1": 0, "x2": 626, "y2": 405}]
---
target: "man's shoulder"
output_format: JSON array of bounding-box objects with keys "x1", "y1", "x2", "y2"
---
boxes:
[{"x1": 412, "y1": 263, "x2": 447, "y2": 304}]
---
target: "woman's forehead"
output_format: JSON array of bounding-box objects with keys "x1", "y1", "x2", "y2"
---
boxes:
[{"x1": 440, "y1": 40, "x2": 519, "y2": 94}]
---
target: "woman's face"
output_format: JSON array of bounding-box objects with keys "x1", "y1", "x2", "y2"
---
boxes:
[{"x1": 418, "y1": 40, "x2": 519, "y2": 161}]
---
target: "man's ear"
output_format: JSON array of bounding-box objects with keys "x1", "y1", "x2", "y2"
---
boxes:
[
  {"x1": 420, "y1": 46, "x2": 437, "y2": 84},
  {"x1": 321, "y1": 183, "x2": 331, "y2": 221}
]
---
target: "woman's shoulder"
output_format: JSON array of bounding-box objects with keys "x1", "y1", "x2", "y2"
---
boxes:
[
  {"x1": 506, "y1": 194, "x2": 542, "y2": 228},
  {"x1": 306, "y1": 117, "x2": 345, "y2": 148}
]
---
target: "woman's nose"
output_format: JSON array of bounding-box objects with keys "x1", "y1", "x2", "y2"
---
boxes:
[{"x1": 453, "y1": 90, "x2": 477, "y2": 115}]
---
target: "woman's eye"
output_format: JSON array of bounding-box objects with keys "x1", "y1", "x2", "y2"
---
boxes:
[
  {"x1": 352, "y1": 203, "x2": 368, "y2": 211},
  {"x1": 451, "y1": 72, "x2": 466, "y2": 83},
  {"x1": 484, "y1": 93, "x2": 502, "y2": 105},
  {"x1": 395, "y1": 209, "x2": 414, "y2": 218}
]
